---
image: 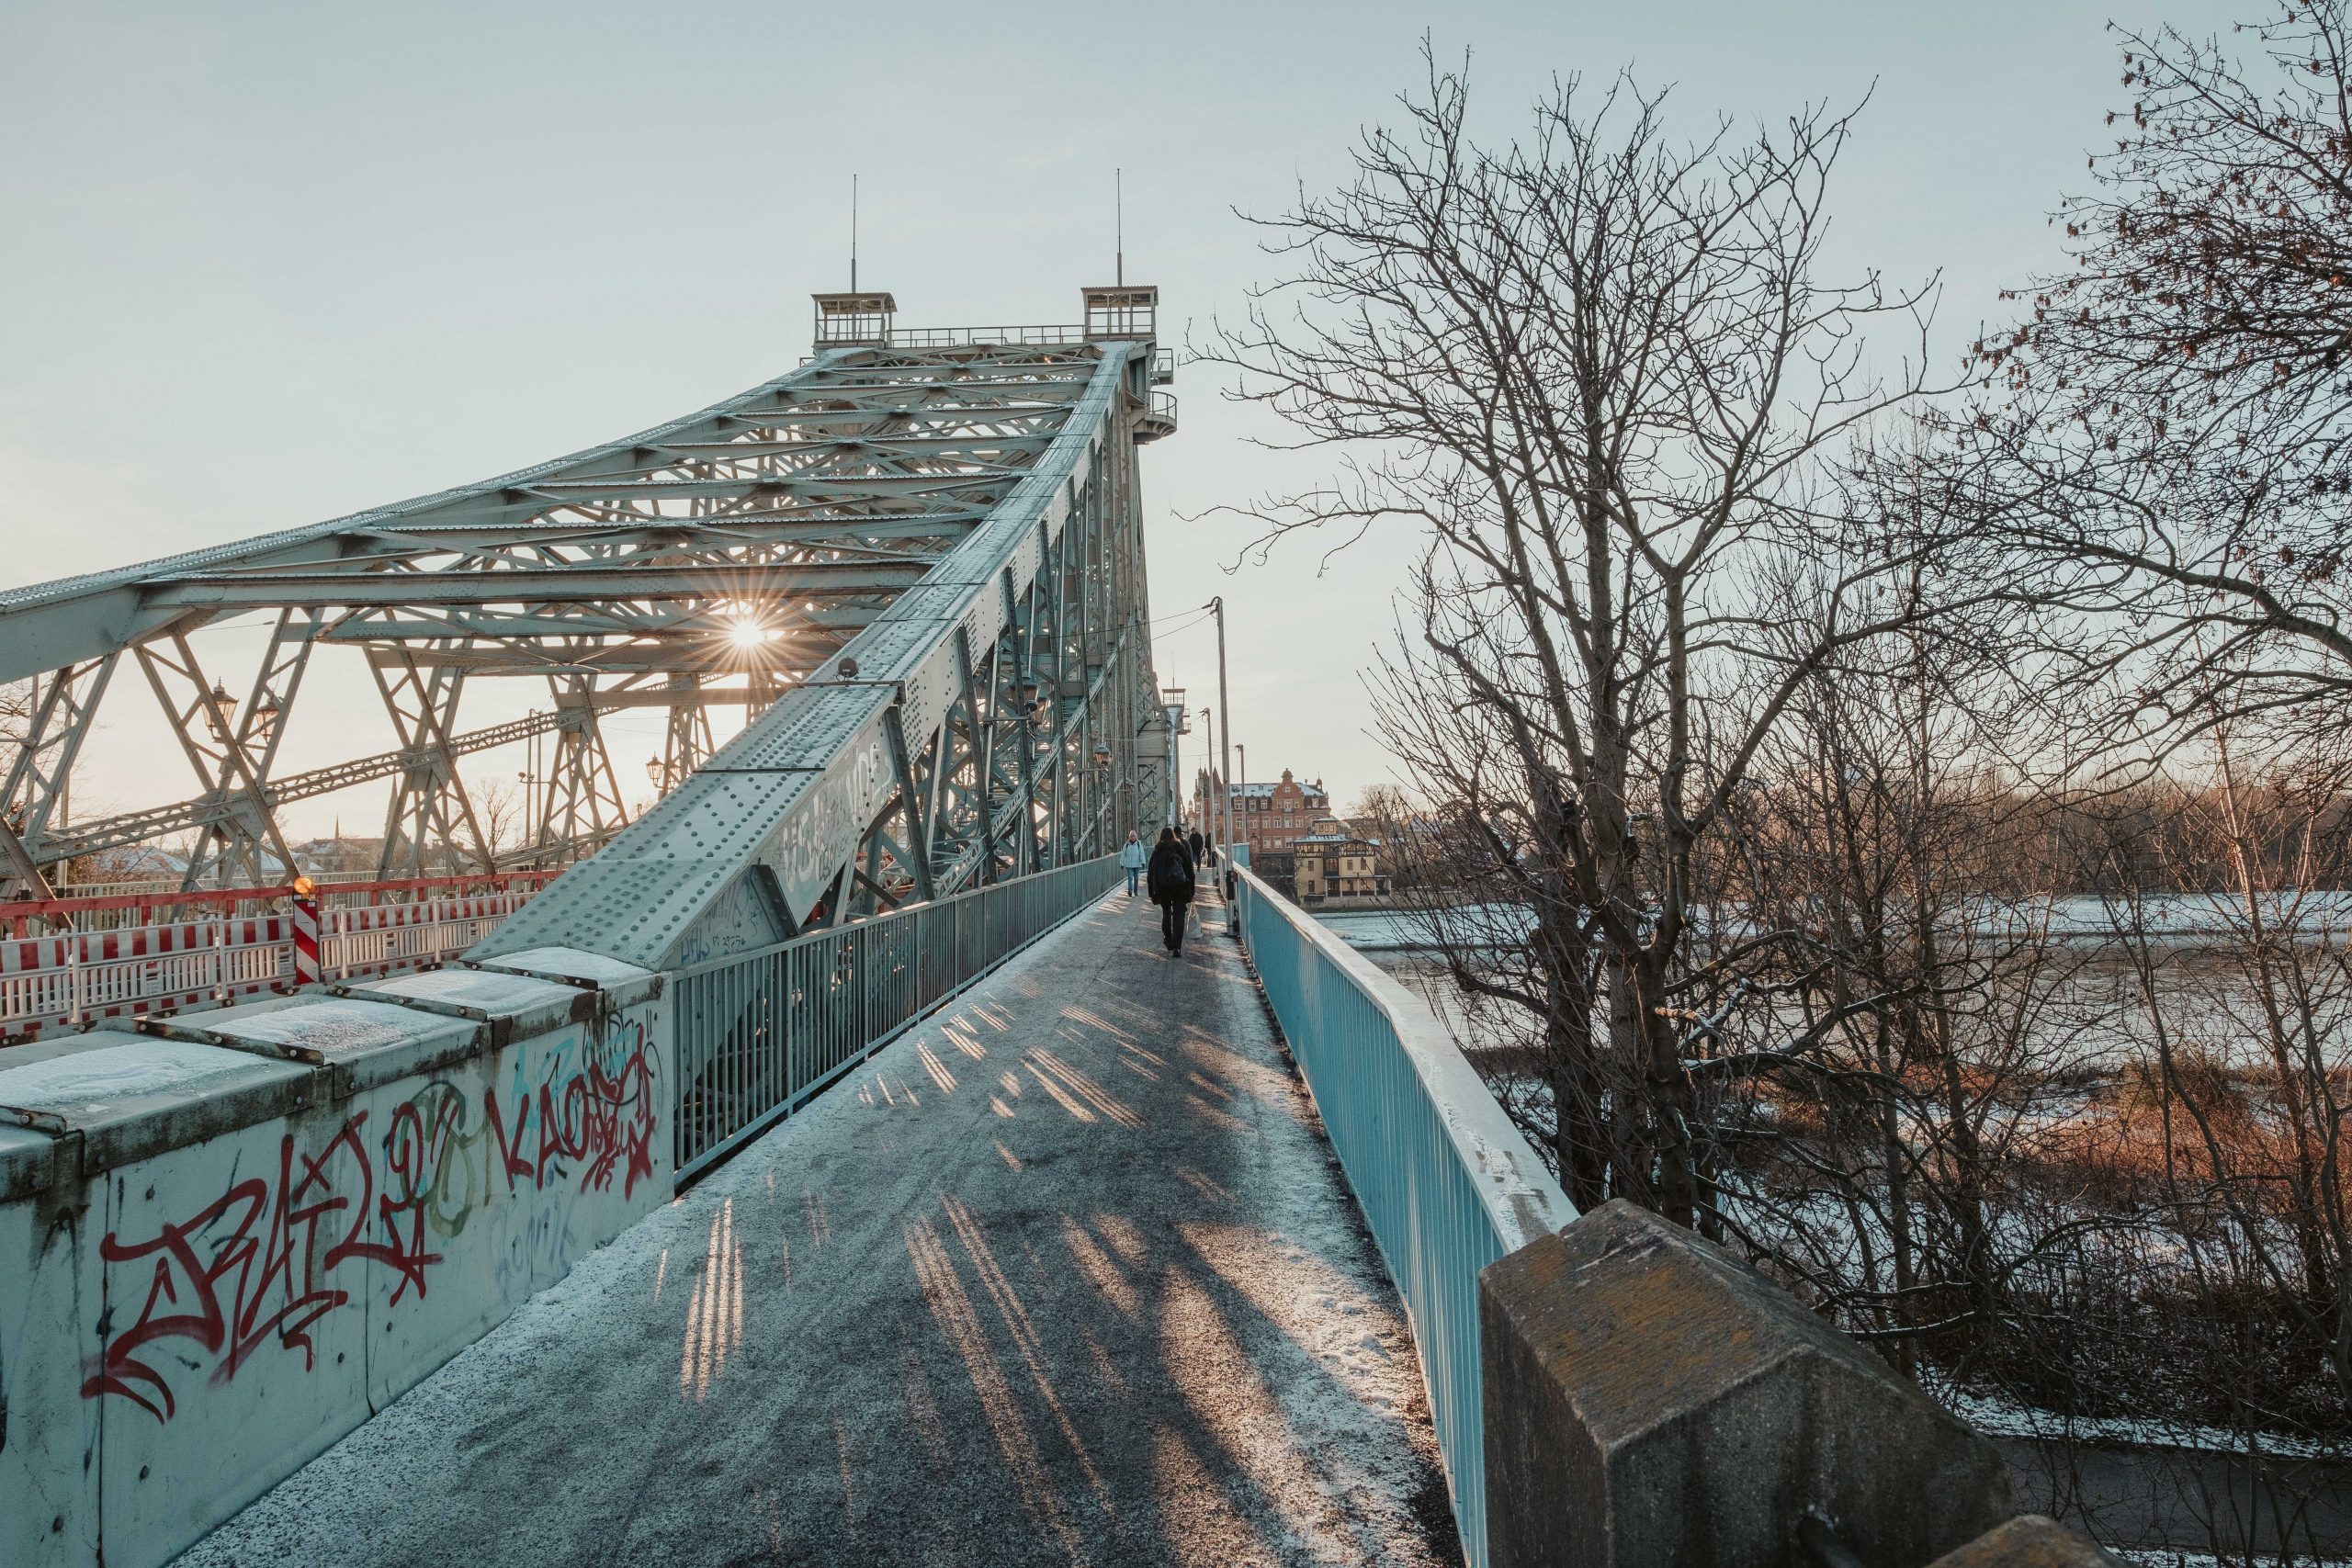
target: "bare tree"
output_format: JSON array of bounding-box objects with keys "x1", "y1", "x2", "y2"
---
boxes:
[
  {"x1": 470, "y1": 776, "x2": 529, "y2": 867},
  {"x1": 1949, "y1": 0, "x2": 2352, "y2": 746},
  {"x1": 1199, "y1": 53, "x2": 1962, "y2": 1224},
  {"x1": 1347, "y1": 784, "x2": 1415, "y2": 827},
  {"x1": 1720, "y1": 563, "x2": 2094, "y2": 1356}
]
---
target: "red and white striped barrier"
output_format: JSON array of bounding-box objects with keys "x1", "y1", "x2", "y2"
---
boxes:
[
  {"x1": 0, "y1": 886, "x2": 546, "y2": 1044},
  {"x1": 291, "y1": 891, "x2": 321, "y2": 985},
  {"x1": 322, "y1": 892, "x2": 532, "y2": 979},
  {"x1": 0, "y1": 916, "x2": 296, "y2": 1043}
]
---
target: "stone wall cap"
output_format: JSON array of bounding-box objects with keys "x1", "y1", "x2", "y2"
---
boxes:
[
  {"x1": 357, "y1": 967, "x2": 579, "y2": 1017},
  {"x1": 474, "y1": 946, "x2": 653, "y2": 987},
  {"x1": 467, "y1": 945, "x2": 662, "y2": 1010},
  {"x1": 349, "y1": 967, "x2": 593, "y2": 1043},
  {"x1": 200, "y1": 997, "x2": 470, "y2": 1059},
  {"x1": 0, "y1": 1034, "x2": 313, "y2": 1177},
  {"x1": 1479, "y1": 1199, "x2": 2012, "y2": 1568},
  {"x1": 1504, "y1": 1199, "x2": 1945, "y2": 1450},
  {"x1": 182, "y1": 995, "x2": 488, "y2": 1095},
  {"x1": 1926, "y1": 1514, "x2": 2123, "y2": 1566},
  {"x1": 0, "y1": 1035, "x2": 301, "y2": 1119}
]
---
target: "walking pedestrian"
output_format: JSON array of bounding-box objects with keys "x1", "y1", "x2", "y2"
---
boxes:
[
  {"x1": 1147, "y1": 826, "x2": 1195, "y2": 954},
  {"x1": 1187, "y1": 826, "x2": 1205, "y2": 869},
  {"x1": 1118, "y1": 829, "x2": 1147, "y2": 897}
]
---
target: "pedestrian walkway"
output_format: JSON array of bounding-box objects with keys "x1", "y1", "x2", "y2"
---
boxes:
[{"x1": 180, "y1": 886, "x2": 1456, "y2": 1568}]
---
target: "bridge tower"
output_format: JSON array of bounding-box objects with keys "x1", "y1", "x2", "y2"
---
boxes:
[{"x1": 480, "y1": 286, "x2": 1178, "y2": 968}]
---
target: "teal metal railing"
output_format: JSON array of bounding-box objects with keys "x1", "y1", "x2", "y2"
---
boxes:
[
  {"x1": 1230, "y1": 867, "x2": 1574, "y2": 1567},
  {"x1": 671, "y1": 856, "x2": 1120, "y2": 1181}
]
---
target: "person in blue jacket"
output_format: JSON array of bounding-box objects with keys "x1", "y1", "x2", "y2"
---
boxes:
[{"x1": 1119, "y1": 829, "x2": 1147, "y2": 897}]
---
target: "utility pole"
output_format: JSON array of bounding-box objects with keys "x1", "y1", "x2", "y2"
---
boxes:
[{"x1": 1209, "y1": 597, "x2": 1233, "y2": 912}]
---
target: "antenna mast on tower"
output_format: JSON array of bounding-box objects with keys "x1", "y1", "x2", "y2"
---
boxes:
[
  {"x1": 851, "y1": 173, "x2": 859, "y2": 293},
  {"x1": 1115, "y1": 168, "x2": 1124, "y2": 288}
]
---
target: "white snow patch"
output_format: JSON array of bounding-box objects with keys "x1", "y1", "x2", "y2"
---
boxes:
[
  {"x1": 360, "y1": 969, "x2": 574, "y2": 1014},
  {"x1": 207, "y1": 998, "x2": 455, "y2": 1057},
  {"x1": 1944, "y1": 1386, "x2": 2345, "y2": 1462},
  {"x1": 0, "y1": 1038, "x2": 275, "y2": 1113}
]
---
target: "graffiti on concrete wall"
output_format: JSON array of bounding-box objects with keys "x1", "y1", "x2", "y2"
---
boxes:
[
  {"x1": 483, "y1": 1019, "x2": 659, "y2": 1201},
  {"x1": 82, "y1": 1018, "x2": 659, "y2": 1423},
  {"x1": 81, "y1": 1110, "x2": 431, "y2": 1422}
]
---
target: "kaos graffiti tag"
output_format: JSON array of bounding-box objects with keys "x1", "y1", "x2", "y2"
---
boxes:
[{"x1": 483, "y1": 1021, "x2": 659, "y2": 1200}]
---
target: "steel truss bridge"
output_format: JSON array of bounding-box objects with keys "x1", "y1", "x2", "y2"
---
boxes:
[{"x1": 0, "y1": 287, "x2": 1179, "y2": 975}]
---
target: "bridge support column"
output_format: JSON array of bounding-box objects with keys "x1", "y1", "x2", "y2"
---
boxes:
[{"x1": 1478, "y1": 1200, "x2": 2058, "y2": 1568}]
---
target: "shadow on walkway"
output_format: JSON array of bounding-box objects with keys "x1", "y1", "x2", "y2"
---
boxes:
[{"x1": 183, "y1": 889, "x2": 1457, "y2": 1568}]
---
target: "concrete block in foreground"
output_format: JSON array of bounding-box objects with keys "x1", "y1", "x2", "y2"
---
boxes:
[
  {"x1": 1480, "y1": 1199, "x2": 2012, "y2": 1568},
  {"x1": 1925, "y1": 1515, "x2": 2120, "y2": 1566}
]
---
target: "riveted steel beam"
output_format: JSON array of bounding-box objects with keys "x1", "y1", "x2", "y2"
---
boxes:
[
  {"x1": 473, "y1": 332, "x2": 1172, "y2": 970},
  {"x1": 1, "y1": 325, "x2": 1170, "y2": 898},
  {"x1": 142, "y1": 561, "x2": 931, "y2": 610}
]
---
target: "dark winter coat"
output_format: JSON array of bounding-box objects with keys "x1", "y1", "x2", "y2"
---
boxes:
[
  {"x1": 1187, "y1": 830, "x2": 1205, "y2": 863},
  {"x1": 1147, "y1": 840, "x2": 1195, "y2": 906}
]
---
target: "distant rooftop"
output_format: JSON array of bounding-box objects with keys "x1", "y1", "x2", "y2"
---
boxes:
[{"x1": 1223, "y1": 777, "x2": 1328, "y2": 800}]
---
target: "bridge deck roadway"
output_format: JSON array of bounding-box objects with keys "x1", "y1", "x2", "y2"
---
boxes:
[{"x1": 181, "y1": 888, "x2": 1457, "y2": 1568}]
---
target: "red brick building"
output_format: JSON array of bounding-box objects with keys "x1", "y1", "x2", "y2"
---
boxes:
[{"x1": 1199, "y1": 767, "x2": 1330, "y2": 857}]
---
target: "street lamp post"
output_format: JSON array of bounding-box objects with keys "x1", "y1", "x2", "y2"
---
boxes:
[
  {"x1": 1209, "y1": 597, "x2": 1234, "y2": 888},
  {"x1": 1235, "y1": 742, "x2": 1246, "y2": 863}
]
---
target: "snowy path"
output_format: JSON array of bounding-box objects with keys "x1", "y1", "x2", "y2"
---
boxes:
[{"x1": 179, "y1": 889, "x2": 1457, "y2": 1568}]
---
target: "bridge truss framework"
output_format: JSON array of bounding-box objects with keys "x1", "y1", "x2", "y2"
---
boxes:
[{"x1": 0, "y1": 290, "x2": 1179, "y2": 969}]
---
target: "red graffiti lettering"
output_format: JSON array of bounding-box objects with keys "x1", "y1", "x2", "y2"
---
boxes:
[
  {"x1": 481, "y1": 1024, "x2": 659, "y2": 1201},
  {"x1": 82, "y1": 1112, "x2": 443, "y2": 1423},
  {"x1": 82, "y1": 1021, "x2": 658, "y2": 1424}
]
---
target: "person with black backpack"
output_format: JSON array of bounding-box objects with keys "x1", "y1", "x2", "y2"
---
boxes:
[{"x1": 1146, "y1": 825, "x2": 1196, "y2": 954}]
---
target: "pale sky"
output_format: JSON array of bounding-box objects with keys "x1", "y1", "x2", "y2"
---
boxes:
[{"x1": 0, "y1": 0, "x2": 2239, "y2": 837}]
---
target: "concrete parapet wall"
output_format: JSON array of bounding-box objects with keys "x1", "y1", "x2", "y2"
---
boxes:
[
  {"x1": 1481, "y1": 1200, "x2": 2017, "y2": 1568},
  {"x1": 0, "y1": 948, "x2": 667, "y2": 1568}
]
